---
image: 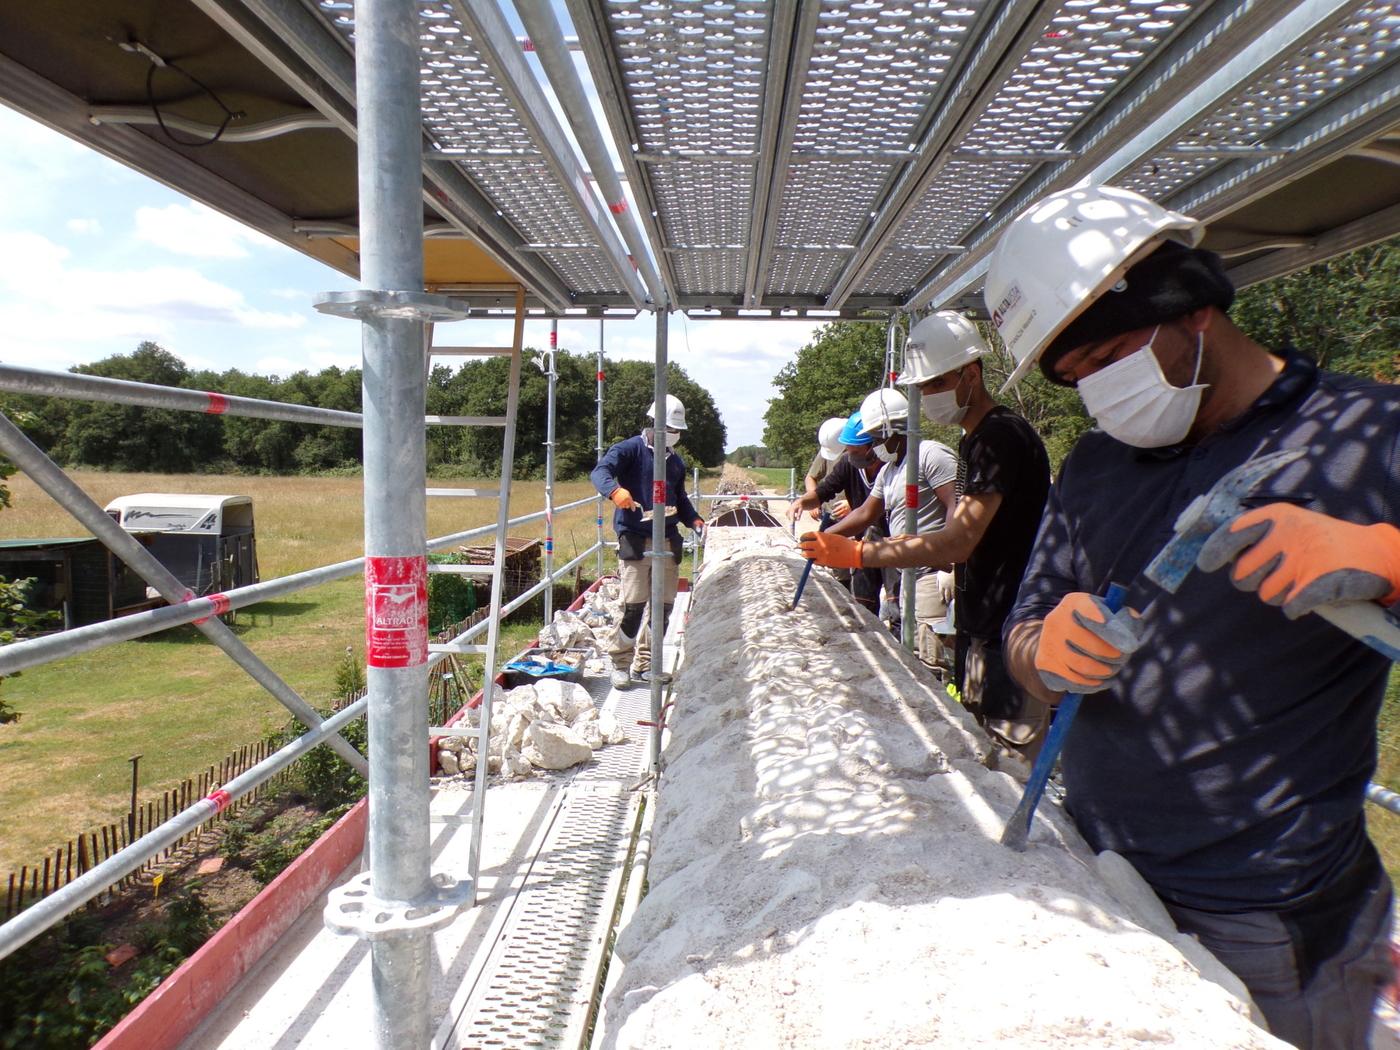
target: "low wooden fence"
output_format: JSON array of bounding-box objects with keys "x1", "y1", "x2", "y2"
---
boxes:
[{"x1": 1, "y1": 687, "x2": 370, "y2": 922}]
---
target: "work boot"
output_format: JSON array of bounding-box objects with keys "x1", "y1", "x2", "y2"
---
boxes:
[{"x1": 609, "y1": 666, "x2": 632, "y2": 689}]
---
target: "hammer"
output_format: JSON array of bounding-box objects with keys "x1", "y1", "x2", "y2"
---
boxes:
[{"x1": 1144, "y1": 447, "x2": 1400, "y2": 661}]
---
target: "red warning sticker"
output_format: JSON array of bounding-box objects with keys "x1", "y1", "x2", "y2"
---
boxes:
[
  {"x1": 365, "y1": 556, "x2": 427, "y2": 668},
  {"x1": 652, "y1": 480, "x2": 666, "y2": 504}
]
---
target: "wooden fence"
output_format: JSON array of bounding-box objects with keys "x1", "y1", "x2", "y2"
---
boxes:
[{"x1": 1, "y1": 687, "x2": 370, "y2": 923}]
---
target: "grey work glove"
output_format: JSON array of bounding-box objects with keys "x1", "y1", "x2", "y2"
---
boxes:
[{"x1": 1034, "y1": 592, "x2": 1144, "y2": 695}]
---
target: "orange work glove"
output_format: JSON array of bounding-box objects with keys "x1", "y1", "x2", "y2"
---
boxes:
[
  {"x1": 1034, "y1": 592, "x2": 1142, "y2": 694},
  {"x1": 610, "y1": 487, "x2": 638, "y2": 510},
  {"x1": 1198, "y1": 503, "x2": 1400, "y2": 619},
  {"x1": 799, "y1": 531, "x2": 863, "y2": 569}
]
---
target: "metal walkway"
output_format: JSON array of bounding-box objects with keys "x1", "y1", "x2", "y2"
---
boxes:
[{"x1": 181, "y1": 595, "x2": 686, "y2": 1050}]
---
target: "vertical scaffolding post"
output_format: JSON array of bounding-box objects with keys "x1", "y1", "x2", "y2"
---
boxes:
[
  {"x1": 649, "y1": 308, "x2": 669, "y2": 774},
  {"x1": 596, "y1": 320, "x2": 606, "y2": 577},
  {"x1": 898, "y1": 316, "x2": 918, "y2": 652},
  {"x1": 691, "y1": 465, "x2": 700, "y2": 580},
  {"x1": 320, "y1": 1, "x2": 436, "y2": 1043},
  {"x1": 543, "y1": 320, "x2": 558, "y2": 623}
]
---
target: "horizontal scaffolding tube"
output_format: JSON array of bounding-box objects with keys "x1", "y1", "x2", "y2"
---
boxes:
[
  {"x1": 431, "y1": 541, "x2": 602, "y2": 661},
  {"x1": 0, "y1": 695, "x2": 367, "y2": 961},
  {"x1": 1367, "y1": 782, "x2": 1400, "y2": 816},
  {"x1": 0, "y1": 496, "x2": 601, "y2": 675},
  {"x1": 0, "y1": 364, "x2": 362, "y2": 428}
]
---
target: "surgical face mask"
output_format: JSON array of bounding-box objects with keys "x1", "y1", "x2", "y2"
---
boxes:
[
  {"x1": 643, "y1": 427, "x2": 681, "y2": 449},
  {"x1": 921, "y1": 370, "x2": 969, "y2": 425},
  {"x1": 1076, "y1": 327, "x2": 1207, "y2": 448},
  {"x1": 871, "y1": 438, "x2": 898, "y2": 464}
]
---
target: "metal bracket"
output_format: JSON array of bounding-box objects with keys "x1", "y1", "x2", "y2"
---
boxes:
[
  {"x1": 323, "y1": 870, "x2": 474, "y2": 941},
  {"x1": 314, "y1": 289, "x2": 471, "y2": 323}
]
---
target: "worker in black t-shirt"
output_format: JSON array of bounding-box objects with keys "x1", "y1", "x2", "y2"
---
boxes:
[
  {"x1": 798, "y1": 312, "x2": 1051, "y2": 758},
  {"x1": 787, "y1": 410, "x2": 887, "y2": 614}
]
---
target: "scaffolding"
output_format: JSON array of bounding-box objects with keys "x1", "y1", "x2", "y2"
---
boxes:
[{"x1": 0, "y1": 0, "x2": 1398, "y2": 1045}]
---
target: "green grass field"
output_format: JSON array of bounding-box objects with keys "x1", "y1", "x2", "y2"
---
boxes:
[
  {"x1": 0, "y1": 471, "x2": 610, "y2": 871},
  {"x1": 742, "y1": 466, "x2": 797, "y2": 492}
]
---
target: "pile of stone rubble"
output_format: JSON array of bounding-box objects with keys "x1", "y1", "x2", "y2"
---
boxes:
[{"x1": 434, "y1": 579, "x2": 631, "y2": 781}]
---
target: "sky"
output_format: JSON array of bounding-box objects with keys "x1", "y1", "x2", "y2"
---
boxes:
[{"x1": 0, "y1": 92, "x2": 821, "y2": 451}]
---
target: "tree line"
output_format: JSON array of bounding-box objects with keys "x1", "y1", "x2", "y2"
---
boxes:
[
  {"x1": 3, "y1": 343, "x2": 728, "y2": 477},
  {"x1": 763, "y1": 240, "x2": 1397, "y2": 471}
]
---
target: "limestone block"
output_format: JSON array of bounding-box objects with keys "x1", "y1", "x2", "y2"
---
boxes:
[{"x1": 523, "y1": 720, "x2": 594, "y2": 770}]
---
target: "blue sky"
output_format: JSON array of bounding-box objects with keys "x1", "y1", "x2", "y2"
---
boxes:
[{"x1": 0, "y1": 98, "x2": 821, "y2": 450}]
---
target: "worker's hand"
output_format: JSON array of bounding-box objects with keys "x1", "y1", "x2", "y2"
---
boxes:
[
  {"x1": 1198, "y1": 503, "x2": 1400, "y2": 619},
  {"x1": 610, "y1": 487, "x2": 638, "y2": 510},
  {"x1": 691, "y1": 517, "x2": 706, "y2": 534},
  {"x1": 799, "y1": 531, "x2": 863, "y2": 569},
  {"x1": 830, "y1": 498, "x2": 851, "y2": 520},
  {"x1": 1035, "y1": 592, "x2": 1143, "y2": 695},
  {"x1": 935, "y1": 570, "x2": 956, "y2": 606},
  {"x1": 786, "y1": 494, "x2": 815, "y2": 521}
]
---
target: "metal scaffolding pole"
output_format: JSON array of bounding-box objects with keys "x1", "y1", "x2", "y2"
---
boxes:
[
  {"x1": 898, "y1": 317, "x2": 918, "y2": 652},
  {"x1": 329, "y1": 2, "x2": 436, "y2": 1043},
  {"x1": 649, "y1": 309, "x2": 669, "y2": 774},
  {"x1": 0, "y1": 411, "x2": 368, "y2": 774},
  {"x1": 543, "y1": 319, "x2": 558, "y2": 623},
  {"x1": 596, "y1": 319, "x2": 606, "y2": 578},
  {"x1": 692, "y1": 465, "x2": 700, "y2": 581}
]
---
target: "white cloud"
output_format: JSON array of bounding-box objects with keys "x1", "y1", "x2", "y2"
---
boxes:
[
  {"x1": 0, "y1": 231, "x2": 306, "y2": 367},
  {"x1": 270, "y1": 287, "x2": 310, "y2": 301},
  {"x1": 66, "y1": 218, "x2": 103, "y2": 236},
  {"x1": 132, "y1": 201, "x2": 280, "y2": 259}
]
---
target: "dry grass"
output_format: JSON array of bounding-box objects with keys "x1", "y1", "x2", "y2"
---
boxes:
[{"x1": 0, "y1": 470, "x2": 607, "y2": 870}]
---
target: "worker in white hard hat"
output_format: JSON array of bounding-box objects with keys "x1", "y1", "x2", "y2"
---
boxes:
[
  {"x1": 791, "y1": 388, "x2": 958, "y2": 632},
  {"x1": 590, "y1": 394, "x2": 705, "y2": 689},
  {"x1": 787, "y1": 409, "x2": 888, "y2": 615},
  {"x1": 799, "y1": 416, "x2": 851, "y2": 522},
  {"x1": 992, "y1": 184, "x2": 1400, "y2": 1047},
  {"x1": 797, "y1": 312, "x2": 1052, "y2": 758}
]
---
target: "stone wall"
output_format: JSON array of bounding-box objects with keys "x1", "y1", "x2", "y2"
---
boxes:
[{"x1": 598, "y1": 526, "x2": 1284, "y2": 1049}]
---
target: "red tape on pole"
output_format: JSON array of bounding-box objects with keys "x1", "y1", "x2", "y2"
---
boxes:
[
  {"x1": 652, "y1": 480, "x2": 666, "y2": 505},
  {"x1": 364, "y1": 556, "x2": 427, "y2": 668},
  {"x1": 609, "y1": 201, "x2": 628, "y2": 215},
  {"x1": 596, "y1": 371, "x2": 606, "y2": 381},
  {"x1": 206, "y1": 789, "x2": 232, "y2": 814},
  {"x1": 205, "y1": 392, "x2": 228, "y2": 415},
  {"x1": 193, "y1": 594, "x2": 231, "y2": 625},
  {"x1": 905, "y1": 484, "x2": 919, "y2": 511}
]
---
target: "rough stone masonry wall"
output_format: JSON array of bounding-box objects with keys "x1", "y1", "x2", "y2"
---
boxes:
[{"x1": 598, "y1": 527, "x2": 1287, "y2": 1049}]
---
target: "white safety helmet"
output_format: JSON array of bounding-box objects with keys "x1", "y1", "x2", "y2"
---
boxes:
[
  {"x1": 816, "y1": 417, "x2": 846, "y2": 461},
  {"x1": 646, "y1": 394, "x2": 688, "y2": 430},
  {"x1": 985, "y1": 184, "x2": 1202, "y2": 390},
  {"x1": 857, "y1": 388, "x2": 909, "y2": 438},
  {"x1": 898, "y1": 311, "x2": 988, "y2": 385}
]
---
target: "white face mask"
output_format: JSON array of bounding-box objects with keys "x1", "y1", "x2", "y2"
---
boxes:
[
  {"x1": 643, "y1": 428, "x2": 681, "y2": 449},
  {"x1": 921, "y1": 370, "x2": 969, "y2": 425},
  {"x1": 1077, "y1": 327, "x2": 1207, "y2": 448},
  {"x1": 871, "y1": 440, "x2": 898, "y2": 464}
]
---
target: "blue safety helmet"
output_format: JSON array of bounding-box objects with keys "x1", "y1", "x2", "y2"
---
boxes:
[{"x1": 838, "y1": 410, "x2": 874, "y2": 447}]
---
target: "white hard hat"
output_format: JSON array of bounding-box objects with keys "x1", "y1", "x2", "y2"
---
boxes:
[
  {"x1": 646, "y1": 394, "x2": 687, "y2": 430},
  {"x1": 816, "y1": 417, "x2": 846, "y2": 461},
  {"x1": 857, "y1": 388, "x2": 908, "y2": 437},
  {"x1": 898, "y1": 312, "x2": 988, "y2": 385},
  {"x1": 985, "y1": 184, "x2": 1202, "y2": 390}
]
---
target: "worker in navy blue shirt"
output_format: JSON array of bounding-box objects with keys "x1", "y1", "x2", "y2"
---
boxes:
[
  {"x1": 591, "y1": 395, "x2": 703, "y2": 690},
  {"x1": 988, "y1": 185, "x2": 1400, "y2": 1049}
]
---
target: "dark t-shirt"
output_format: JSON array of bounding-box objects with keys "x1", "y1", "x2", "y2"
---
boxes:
[
  {"x1": 1005, "y1": 350, "x2": 1400, "y2": 911},
  {"x1": 815, "y1": 453, "x2": 876, "y2": 511},
  {"x1": 954, "y1": 406, "x2": 1049, "y2": 640}
]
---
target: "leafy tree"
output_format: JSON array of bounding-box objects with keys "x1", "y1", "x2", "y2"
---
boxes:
[
  {"x1": 54, "y1": 343, "x2": 222, "y2": 471},
  {"x1": 761, "y1": 322, "x2": 888, "y2": 467},
  {"x1": 600, "y1": 359, "x2": 726, "y2": 467},
  {"x1": 1232, "y1": 241, "x2": 1398, "y2": 382}
]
